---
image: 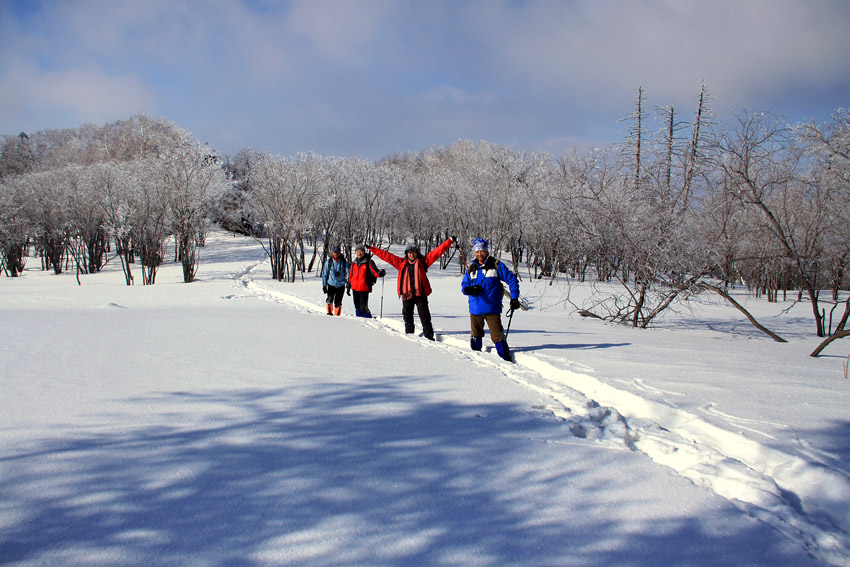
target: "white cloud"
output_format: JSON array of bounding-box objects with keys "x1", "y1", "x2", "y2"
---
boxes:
[
  {"x1": 418, "y1": 86, "x2": 496, "y2": 105},
  {"x1": 467, "y1": 0, "x2": 850, "y2": 109},
  {"x1": 0, "y1": 62, "x2": 157, "y2": 132},
  {"x1": 282, "y1": 0, "x2": 396, "y2": 61}
]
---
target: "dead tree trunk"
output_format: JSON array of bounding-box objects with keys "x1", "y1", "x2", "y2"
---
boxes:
[{"x1": 703, "y1": 284, "x2": 787, "y2": 342}]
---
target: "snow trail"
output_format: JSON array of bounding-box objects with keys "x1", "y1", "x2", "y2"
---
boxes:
[{"x1": 241, "y1": 258, "x2": 850, "y2": 567}]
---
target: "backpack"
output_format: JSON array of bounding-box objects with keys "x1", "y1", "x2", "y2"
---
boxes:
[{"x1": 365, "y1": 258, "x2": 378, "y2": 288}]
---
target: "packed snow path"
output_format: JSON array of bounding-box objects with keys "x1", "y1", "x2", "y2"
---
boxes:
[{"x1": 241, "y1": 258, "x2": 850, "y2": 567}]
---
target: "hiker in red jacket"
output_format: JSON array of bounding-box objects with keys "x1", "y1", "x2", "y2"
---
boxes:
[
  {"x1": 348, "y1": 244, "x2": 385, "y2": 318},
  {"x1": 368, "y1": 237, "x2": 455, "y2": 340}
]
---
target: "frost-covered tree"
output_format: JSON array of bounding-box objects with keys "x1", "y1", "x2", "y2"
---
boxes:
[
  {"x1": 22, "y1": 169, "x2": 73, "y2": 274},
  {"x1": 163, "y1": 144, "x2": 230, "y2": 283},
  {"x1": 0, "y1": 175, "x2": 30, "y2": 276},
  {"x1": 0, "y1": 132, "x2": 36, "y2": 178},
  {"x1": 129, "y1": 160, "x2": 172, "y2": 285},
  {"x1": 798, "y1": 110, "x2": 850, "y2": 354},
  {"x1": 553, "y1": 86, "x2": 723, "y2": 328},
  {"x1": 91, "y1": 161, "x2": 136, "y2": 285},
  {"x1": 307, "y1": 157, "x2": 345, "y2": 272},
  {"x1": 221, "y1": 147, "x2": 260, "y2": 235},
  {"x1": 620, "y1": 86, "x2": 648, "y2": 196},
  {"x1": 714, "y1": 110, "x2": 834, "y2": 337},
  {"x1": 247, "y1": 153, "x2": 318, "y2": 281},
  {"x1": 60, "y1": 164, "x2": 109, "y2": 276}
]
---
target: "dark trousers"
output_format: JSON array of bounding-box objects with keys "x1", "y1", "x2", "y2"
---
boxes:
[
  {"x1": 325, "y1": 285, "x2": 345, "y2": 307},
  {"x1": 402, "y1": 295, "x2": 433, "y2": 339},
  {"x1": 353, "y1": 290, "x2": 371, "y2": 314}
]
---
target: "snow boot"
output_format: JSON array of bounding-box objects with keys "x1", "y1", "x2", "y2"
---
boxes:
[
  {"x1": 494, "y1": 339, "x2": 512, "y2": 362},
  {"x1": 334, "y1": 306, "x2": 342, "y2": 316},
  {"x1": 326, "y1": 303, "x2": 333, "y2": 316},
  {"x1": 362, "y1": 310, "x2": 373, "y2": 319},
  {"x1": 471, "y1": 336, "x2": 482, "y2": 351},
  {"x1": 355, "y1": 309, "x2": 363, "y2": 317}
]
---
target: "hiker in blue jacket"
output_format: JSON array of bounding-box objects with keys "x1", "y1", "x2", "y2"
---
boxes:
[
  {"x1": 322, "y1": 245, "x2": 349, "y2": 316},
  {"x1": 461, "y1": 238, "x2": 521, "y2": 361}
]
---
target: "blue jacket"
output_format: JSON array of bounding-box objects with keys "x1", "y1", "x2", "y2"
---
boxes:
[
  {"x1": 461, "y1": 256, "x2": 519, "y2": 315},
  {"x1": 322, "y1": 256, "x2": 349, "y2": 288}
]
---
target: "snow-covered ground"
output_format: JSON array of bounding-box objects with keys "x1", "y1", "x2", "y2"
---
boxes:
[{"x1": 1, "y1": 231, "x2": 848, "y2": 566}]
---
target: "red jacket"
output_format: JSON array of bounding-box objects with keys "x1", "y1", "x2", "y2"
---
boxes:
[
  {"x1": 348, "y1": 255, "x2": 382, "y2": 292},
  {"x1": 369, "y1": 238, "x2": 453, "y2": 299}
]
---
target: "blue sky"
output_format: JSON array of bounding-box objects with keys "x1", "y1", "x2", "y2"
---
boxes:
[{"x1": 1, "y1": 0, "x2": 848, "y2": 160}]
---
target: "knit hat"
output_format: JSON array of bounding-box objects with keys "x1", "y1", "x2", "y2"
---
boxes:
[
  {"x1": 355, "y1": 244, "x2": 366, "y2": 253},
  {"x1": 331, "y1": 245, "x2": 341, "y2": 253},
  {"x1": 472, "y1": 238, "x2": 488, "y2": 253},
  {"x1": 404, "y1": 244, "x2": 420, "y2": 255}
]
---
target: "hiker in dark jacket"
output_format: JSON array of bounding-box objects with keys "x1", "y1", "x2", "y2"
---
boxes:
[
  {"x1": 348, "y1": 244, "x2": 385, "y2": 318},
  {"x1": 368, "y1": 237, "x2": 454, "y2": 340},
  {"x1": 461, "y1": 238, "x2": 520, "y2": 361}
]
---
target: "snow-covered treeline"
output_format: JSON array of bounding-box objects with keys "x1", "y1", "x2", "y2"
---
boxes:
[
  {"x1": 1, "y1": 97, "x2": 849, "y2": 353},
  {"x1": 0, "y1": 114, "x2": 230, "y2": 285}
]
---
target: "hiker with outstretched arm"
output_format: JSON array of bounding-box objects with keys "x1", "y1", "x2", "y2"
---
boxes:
[{"x1": 368, "y1": 237, "x2": 455, "y2": 340}]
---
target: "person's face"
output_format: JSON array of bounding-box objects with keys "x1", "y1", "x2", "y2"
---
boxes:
[
  {"x1": 332, "y1": 250, "x2": 341, "y2": 259},
  {"x1": 356, "y1": 249, "x2": 365, "y2": 259},
  {"x1": 406, "y1": 251, "x2": 417, "y2": 261},
  {"x1": 475, "y1": 249, "x2": 489, "y2": 263}
]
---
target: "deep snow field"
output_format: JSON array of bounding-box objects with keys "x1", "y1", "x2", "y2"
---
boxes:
[{"x1": 1, "y1": 230, "x2": 848, "y2": 567}]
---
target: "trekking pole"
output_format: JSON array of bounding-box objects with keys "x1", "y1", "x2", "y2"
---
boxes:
[
  {"x1": 504, "y1": 306, "x2": 516, "y2": 339},
  {"x1": 380, "y1": 276, "x2": 385, "y2": 318}
]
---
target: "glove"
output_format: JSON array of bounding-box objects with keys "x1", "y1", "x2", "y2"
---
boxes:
[
  {"x1": 463, "y1": 285, "x2": 483, "y2": 296},
  {"x1": 379, "y1": 269, "x2": 386, "y2": 277},
  {"x1": 346, "y1": 283, "x2": 351, "y2": 296},
  {"x1": 510, "y1": 298, "x2": 521, "y2": 311},
  {"x1": 450, "y1": 235, "x2": 457, "y2": 244},
  {"x1": 322, "y1": 285, "x2": 328, "y2": 294}
]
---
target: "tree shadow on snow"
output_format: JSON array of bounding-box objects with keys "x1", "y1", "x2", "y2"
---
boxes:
[
  {"x1": 513, "y1": 342, "x2": 631, "y2": 353},
  {"x1": 0, "y1": 380, "x2": 815, "y2": 567},
  {"x1": 664, "y1": 315, "x2": 815, "y2": 341},
  {"x1": 792, "y1": 419, "x2": 850, "y2": 478}
]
